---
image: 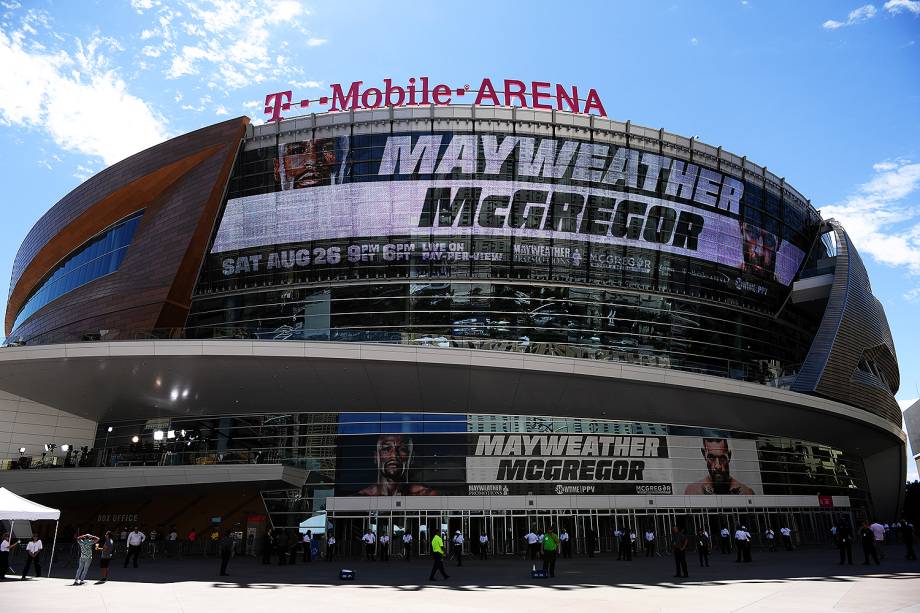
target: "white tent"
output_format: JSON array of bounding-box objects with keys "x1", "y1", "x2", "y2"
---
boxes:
[
  {"x1": 299, "y1": 512, "x2": 331, "y2": 535},
  {"x1": 0, "y1": 487, "x2": 60, "y2": 578}
]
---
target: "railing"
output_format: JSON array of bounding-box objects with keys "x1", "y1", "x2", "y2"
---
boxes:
[
  {"x1": 1, "y1": 326, "x2": 803, "y2": 390},
  {"x1": 0, "y1": 447, "x2": 302, "y2": 471}
]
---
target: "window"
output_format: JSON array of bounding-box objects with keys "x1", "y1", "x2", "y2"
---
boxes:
[{"x1": 11, "y1": 211, "x2": 144, "y2": 332}]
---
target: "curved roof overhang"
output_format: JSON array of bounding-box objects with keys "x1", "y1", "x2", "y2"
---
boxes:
[{"x1": 0, "y1": 340, "x2": 903, "y2": 459}]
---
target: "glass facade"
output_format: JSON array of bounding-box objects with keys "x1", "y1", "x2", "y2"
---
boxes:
[
  {"x1": 186, "y1": 128, "x2": 824, "y2": 384},
  {"x1": 11, "y1": 211, "x2": 144, "y2": 332}
]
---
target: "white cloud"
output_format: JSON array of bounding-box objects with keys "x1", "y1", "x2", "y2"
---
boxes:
[
  {"x1": 133, "y1": 0, "x2": 324, "y2": 91},
  {"x1": 131, "y1": 0, "x2": 158, "y2": 12},
  {"x1": 823, "y1": 4, "x2": 878, "y2": 29},
  {"x1": 291, "y1": 79, "x2": 322, "y2": 88},
  {"x1": 0, "y1": 20, "x2": 167, "y2": 166},
  {"x1": 885, "y1": 0, "x2": 920, "y2": 15},
  {"x1": 215, "y1": 104, "x2": 228, "y2": 115},
  {"x1": 904, "y1": 288, "x2": 920, "y2": 302},
  {"x1": 242, "y1": 99, "x2": 261, "y2": 108},
  {"x1": 821, "y1": 159, "x2": 920, "y2": 276},
  {"x1": 689, "y1": 37, "x2": 699, "y2": 45}
]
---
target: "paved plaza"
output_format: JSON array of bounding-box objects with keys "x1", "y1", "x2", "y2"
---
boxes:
[{"x1": 3, "y1": 548, "x2": 919, "y2": 612}]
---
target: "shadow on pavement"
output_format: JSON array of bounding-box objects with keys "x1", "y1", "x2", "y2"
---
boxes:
[{"x1": 31, "y1": 547, "x2": 920, "y2": 591}]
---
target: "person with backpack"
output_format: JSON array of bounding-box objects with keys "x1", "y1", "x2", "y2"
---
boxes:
[{"x1": 542, "y1": 526, "x2": 560, "y2": 578}]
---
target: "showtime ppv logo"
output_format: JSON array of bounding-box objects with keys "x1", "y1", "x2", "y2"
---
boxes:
[{"x1": 264, "y1": 77, "x2": 607, "y2": 122}]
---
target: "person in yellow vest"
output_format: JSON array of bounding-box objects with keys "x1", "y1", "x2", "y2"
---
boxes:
[
  {"x1": 429, "y1": 530, "x2": 449, "y2": 581},
  {"x1": 542, "y1": 526, "x2": 560, "y2": 578}
]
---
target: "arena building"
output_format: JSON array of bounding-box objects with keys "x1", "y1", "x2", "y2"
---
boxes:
[{"x1": 0, "y1": 101, "x2": 905, "y2": 557}]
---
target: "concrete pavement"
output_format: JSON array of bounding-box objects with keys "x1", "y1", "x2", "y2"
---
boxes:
[{"x1": 3, "y1": 547, "x2": 919, "y2": 612}]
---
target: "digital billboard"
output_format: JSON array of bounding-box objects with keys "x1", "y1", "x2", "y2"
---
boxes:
[{"x1": 208, "y1": 133, "x2": 807, "y2": 301}]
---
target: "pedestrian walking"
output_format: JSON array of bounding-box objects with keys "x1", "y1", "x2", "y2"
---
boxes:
[
  {"x1": 734, "y1": 526, "x2": 752, "y2": 562},
  {"x1": 451, "y1": 530, "x2": 464, "y2": 566},
  {"x1": 402, "y1": 532, "x2": 412, "y2": 561},
  {"x1": 586, "y1": 527, "x2": 597, "y2": 558},
  {"x1": 276, "y1": 529, "x2": 289, "y2": 565},
  {"x1": 123, "y1": 526, "x2": 145, "y2": 569},
  {"x1": 765, "y1": 528, "x2": 776, "y2": 551},
  {"x1": 696, "y1": 528, "x2": 710, "y2": 567},
  {"x1": 429, "y1": 531, "x2": 449, "y2": 581},
  {"x1": 362, "y1": 529, "x2": 376, "y2": 561},
  {"x1": 836, "y1": 520, "x2": 853, "y2": 565},
  {"x1": 302, "y1": 530, "x2": 313, "y2": 562},
  {"x1": 96, "y1": 531, "x2": 114, "y2": 583},
  {"x1": 1, "y1": 532, "x2": 18, "y2": 579},
  {"x1": 525, "y1": 528, "x2": 540, "y2": 560},
  {"x1": 780, "y1": 526, "x2": 793, "y2": 550},
  {"x1": 219, "y1": 530, "x2": 234, "y2": 576},
  {"x1": 479, "y1": 532, "x2": 489, "y2": 560},
  {"x1": 560, "y1": 528, "x2": 571, "y2": 559},
  {"x1": 167, "y1": 527, "x2": 178, "y2": 558},
  {"x1": 20, "y1": 534, "x2": 42, "y2": 580},
  {"x1": 326, "y1": 535, "x2": 336, "y2": 561},
  {"x1": 869, "y1": 521, "x2": 886, "y2": 559},
  {"x1": 671, "y1": 526, "x2": 689, "y2": 578},
  {"x1": 720, "y1": 527, "x2": 731, "y2": 553},
  {"x1": 261, "y1": 531, "x2": 273, "y2": 564},
  {"x1": 542, "y1": 526, "x2": 560, "y2": 578},
  {"x1": 861, "y1": 521, "x2": 880, "y2": 565},
  {"x1": 379, "y1": 533, "x2": 390, "y2": 562},
  {"x1": 901, "y1": 520, "x2": 916, "y2": 560},
  {"x1": 644, "y1": 529, "x2": 656, "y2": 557},
  {"x1": 72, "y1": 533, "x2": 99, "y2": 585}
]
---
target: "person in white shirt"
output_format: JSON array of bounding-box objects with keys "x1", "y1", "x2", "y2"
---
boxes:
[
  {"x1": 720, "y1": 527, "x2": 731, "y2": 554},
  {"x1": 765, "y1": 528, "x2": 776, "y2": 551},
  {"x1": 326, "y1": 535, "x2": 336, "y2": 562},
  {"x1": 869, "y1": 521, "x2": 886, "y2": 559},
  {"x1": 1, "y1": 532, "x2": 19, "y2": 580},
  {"x1": 361, "y1": 529, "x2": 376, "y2": 561},
  {"x1": 402, "y1": 532, "x2": 413, "y2": 561},
  {"x1": 124, "y1": 527, "x2": 145, "y2": 569},
  {"x1": 479, "y1": 532, "x2": 489, "y2": 560},
  {"x1": 559, "y1": 528, "x2": 571, "y2": 559},
  {"x1": 451, "y1": 531, "x2": 464, "y2": 566},
  {"x1": 734, "y1": 526, "x2": 752, "y2": 563},
  {"x1": 302, "y1": 530, "x2": 313, "y2": 563},
  {"x1": 644, "y1": 530, "x2": 656, "y2": 557},
  {"x1": 780, "y1": 526, "x2": 793, "y2": 550},
  {"x1": 379, "y1": 533, "x2": 390, "y2": 562},
  {"x1": 167, "y1": 527, "x2": 179, "y2": 558},
  {"x1": 21, "y1": 535, "x2": 43, "y2": 579},
  {"x1": 525, "y1": 530, "x2": 539, "y2": 560}
]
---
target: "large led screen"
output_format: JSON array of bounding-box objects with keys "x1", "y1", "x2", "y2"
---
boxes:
[{"x1": 210, "y1": 133, "x2": 808, "y2": 298}]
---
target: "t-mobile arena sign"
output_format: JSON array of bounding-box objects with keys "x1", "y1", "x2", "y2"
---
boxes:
[{"x1": 263, "y1": 77, "x2": 607, "y2": 122}]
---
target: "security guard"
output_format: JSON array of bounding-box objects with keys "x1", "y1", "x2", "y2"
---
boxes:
[
  {"x1": 362, "y1": 529, "x2": 376, "y2": 561},
  {"x1": 379, "y1": 533, "x2": 390, "y2": 562},
  {"x1": 429, "y1": 531, "x2": 449, "y2": 581},
  {"x1": 559, "y1": 528, "x2": 571, "y2": 559},
  {"x1": 479, "y1": 532, "x2": 489, "y2": 560},
  {"x1": 402, "y1": 532, "x2": 413, "y2": 561},
  {"x1": 451, "y1": 530, "x2": 464, "y2": 566},
  {"x1": 326, "y1": 535, "x2": 336, "y2": 562}
]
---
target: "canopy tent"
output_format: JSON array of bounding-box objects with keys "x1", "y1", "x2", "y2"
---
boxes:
[
  {"x1": 299, "y1": 512, "x2": 331, "y2": 535},
  {"x1": 0, "y1": 487, "x2": 60, "y2": 578},
  {"x1": 0, "y1": 487, "x2": 60, "y2": 520}
]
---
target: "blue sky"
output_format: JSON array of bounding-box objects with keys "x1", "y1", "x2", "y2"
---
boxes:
[{"x1": 0, "y1": 0, "x2": 918, "y2": 473}]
